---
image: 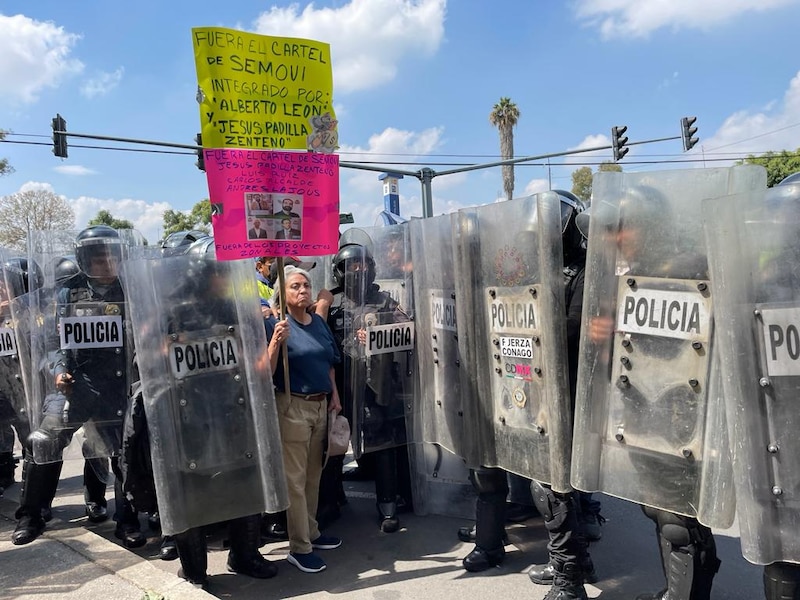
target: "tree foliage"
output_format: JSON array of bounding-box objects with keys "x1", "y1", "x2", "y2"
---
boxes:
[
  {"x1": 489, "y1": 97, "x2": 520, "y2": 202},
  {"x1": 571, "y1": 167, "x2": 593, "y2": 202},
  {"x1": 0, "y1": 130, "x2": 13, "y2": 177},
  {"x1": 162, "y1": 199, "x2": 212, "y2": 237},
  {"x1": 0, "y1": 189, "x2": 76, "y2": 251},
  {"x1": 570, "y1": 162, "x2": 623, "y2": 202},
  {"x1": 88, "y1": 209, "x2": 134, "y2": 230},
  {"x1": 740, "y1": 149, "x2": 800, "y2": 187}
]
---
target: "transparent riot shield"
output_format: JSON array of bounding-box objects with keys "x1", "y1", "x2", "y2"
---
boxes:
[
  {"x1": 453, "y1": 192, "x2": 572, "y2": 491},
  {"x1": 407, "y1": 214, "x2": 475, "y2": 518},
  {"x1": 121, "y1": 255, "x2": 288, "y2": 535},
  {"x1": 703, "y1": 178, "x2": 800, "y2": 564},
  {"x1": 0, "y1": 252, "x2": 32, "y2": 453},
  {"x1": 25, "y1": 230, "x2": 138, "y2": 464},
  {"x1": 337, "y1": 226, "x2": 415, "y2": 459},
  {"x1": 572, "y1": 166, "x2": 765, "y2": 527}
]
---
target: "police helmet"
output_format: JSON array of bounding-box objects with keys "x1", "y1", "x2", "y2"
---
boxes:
[
  {"x1": 554, "y1": 190, "x2": 587, "y2": 260},
  {"x1": 74, "y1": 225, "x2": 122, "y2": 276},
  {"x1": 161, "y1": 230, "x2": 209, "y2": 257},
  {"x1": 779, "y1": 172, "x2": 800, "y2": 186},
  {"x1": 54, "y1": 256, "x2": 80, "y2": 285},
  {"x1": 2, "y1": 257, "x2": 43, "y2": 297},
  {"x1": 332, "y1": 243, "x2": 376, "y2": 288},
  {"x1": 185, "y1": 236, "x2": 216, "y2": 258}
]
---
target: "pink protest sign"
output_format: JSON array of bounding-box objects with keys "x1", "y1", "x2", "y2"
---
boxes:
[{"x1": 205, "y1": 149, "x2": 340, "y2": 260}]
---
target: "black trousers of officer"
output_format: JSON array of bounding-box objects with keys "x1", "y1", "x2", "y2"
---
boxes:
[
  {"x1": 531, "y1": 480, "x2": 590, "y2": 586},
  {"x1": 470, "y1": 467, "x2": 508, "y2": 551},
  {"x1": 640, "y1": 506, "x2": 720, "y2": 600}
]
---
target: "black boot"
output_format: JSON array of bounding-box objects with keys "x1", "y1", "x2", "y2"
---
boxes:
[
  {"x1": 12, "y1": 457, "x2": 62, "y2": 545},
  {"x1": 463, "y1": 546, "x2": 505, "y2": 572},
  {"x1": 160, "y1": 535, "x2": 178, "y2": 561},
  {"x1": 544, "y1": 563, "x2": 588, "y2": 600},
  {"x1": 227, "y1": 515, "x2": 278, "y2": 578},
  {"x1": 112, "y1": 474, "x2": 145, "y2": 548},
  {"x1": 84, "y1": 458, "x2": 109, "y2": 523},
  {"x1": 176, "y1": 527, "x2": 208, "y2": 587},
  {"x1": 377, "y1": 501, "x2": 399, "y2": 533},
  {"x1": 529, "y1": 555, "x2": 598, "y2": 585}
]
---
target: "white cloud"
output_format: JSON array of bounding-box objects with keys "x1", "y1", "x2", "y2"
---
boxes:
[
  {"x1": 69, "y1": 196, "x2": 173, "y2": 244},
  {"x1": 252, "y1": 0, "x2": 446, "y2": 93},
  {"x1": 0, "y1": 13, "x2": 84, "y2": 104},
  {"x1": 19, "y1": 181, "x2": 56, "y2": 194},
  {"x1": 338, "y1": 125, "x2": 445, "y2": 224},
  {"x1": 699, "y1": 69, "x2": 800, "y2": 159},
  {"x1": 574, "y1": 0, "x2": 795, "y2": 38},
  {"x1": 80, "y1": 67, "x2": 124, "y2": 99},
  {"x1": 53, "y1": 165, "x2": 97, "y2": 176}
]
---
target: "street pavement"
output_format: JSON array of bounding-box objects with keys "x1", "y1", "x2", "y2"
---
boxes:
[{"x1": 0, "y1": 449, "x2": 764, "y2": 600}]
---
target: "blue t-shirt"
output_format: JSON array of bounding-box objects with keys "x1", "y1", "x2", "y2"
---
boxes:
[{"x1": 264, "y1": 313, "x2": 340, "y2": 395}]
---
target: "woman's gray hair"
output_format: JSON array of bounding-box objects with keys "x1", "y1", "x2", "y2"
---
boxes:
[{"x1": 283, "y1": 265, "x2": 311, "y2": 283}]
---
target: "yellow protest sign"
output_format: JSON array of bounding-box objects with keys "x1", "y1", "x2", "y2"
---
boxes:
[{"x1": 192, "y1": 27, "x2": 337, "y2": 152}]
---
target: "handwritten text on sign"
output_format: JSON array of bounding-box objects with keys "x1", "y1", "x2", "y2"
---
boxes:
[
  {"x1": 206, "y1": 149, "x2": 339, "y2": 260},
  {"x1": 192, "y1": 27, "x2": 336, "y2": 151}
]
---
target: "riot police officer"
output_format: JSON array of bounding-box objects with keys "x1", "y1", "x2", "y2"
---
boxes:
[
  {"x1": 0, "y1": 257, "x2": 38, "y2": 494},
  {"x1": 13, "y1": 225, "x2": 145, "y2": 547},
  {"x1": 459, "y1": 192, "x2": 596, "y2": 600},
  {"x1": 328, "y1": 242, "x2": 411, "y2": 532}
]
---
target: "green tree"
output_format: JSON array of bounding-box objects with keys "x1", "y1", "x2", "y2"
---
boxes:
[
  {"x1": 162, "y1": 199, "x2": 212, "y2": 236},
  {"x1": 489, "y1": 97, "x2": 520, "y2": 201},
  {"x1": 570, "y1": 162, "x2": 622, "y2": 202},
  {"x1": 88, "y1": 209, "x2": 134, "y2": 229},
  {"x1": 0, "y1": 189, "x2": 75, "y2": 251},
  {"x1": 571, "y1": 166, "x2": 593, "y2": 202},
  {"x1": 740, "y1": 149, "x2": 800, "y2": 187},
  {"x1": 0, "y1": 130, "x2": 14, "y2": 177}
]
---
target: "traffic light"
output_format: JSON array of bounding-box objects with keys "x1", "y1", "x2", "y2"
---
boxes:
[
  {"x1": 51, "y1": 114, "x2": 68, "y2": 158},
  {"x1": 195, "y1": 133, "x2": 205, "y2": 171},
  {"x1": 611, "y1": 125, "x2": 629, "y2": 162},
  {"x1": 681, "y1": 116, "x2": 699, "y2": 151}
]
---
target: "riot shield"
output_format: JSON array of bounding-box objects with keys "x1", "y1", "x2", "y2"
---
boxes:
[
  {"x1": 572, "y1": 166, "x2": 765, "y2": 527},
  {"x1": 407, "y1": 214, "x2": 475, "y2": 518},
  {"x1": 703, "y1": 177, "x2": 800, "y2": 564},
  {"x1": 337, "y1": 226, "x2": 416, "y2": 459},
  {"x1": 453, "y1": 192, "x2": 572, "y2": 492},
  {"x1": 121, "y1": 255, "x2": 288, "y2": 535},
  {"x1": 25, "y1": 230, "x2": 138, "y2": 464},
  {"x1": 0, "y1": 252, "x2": 31, "y2": 452}
]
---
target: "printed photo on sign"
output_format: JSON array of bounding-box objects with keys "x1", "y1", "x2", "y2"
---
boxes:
[
  {"x1": 169, "y1": 335, "x2": 240, "y2": 380},
  {"x1": 59, "y1": 316, "x2": 124, "y2": 349},
  {"x1": 246, "y1": 192, "x2": 273, "y2": 216}
]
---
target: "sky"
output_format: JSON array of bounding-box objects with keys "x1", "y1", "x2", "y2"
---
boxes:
[{"x1": 1, "y1": 0, "x2": 800, "y2": 244}]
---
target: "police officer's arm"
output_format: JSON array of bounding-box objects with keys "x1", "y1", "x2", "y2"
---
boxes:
[
  {"x1": 312, "y1": 288, "x2": 334, "y2": 320},
  {"x1": 54, "y1": 286, "x2": 74, "y2": 389}
]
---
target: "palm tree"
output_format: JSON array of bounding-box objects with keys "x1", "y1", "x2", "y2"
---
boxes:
[{"x1": 489, "y1": 97, "x2": 520, "y2": 201}]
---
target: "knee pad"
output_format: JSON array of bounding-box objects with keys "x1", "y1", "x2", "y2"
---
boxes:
[{"x1": 531, "y1": 481, "x2": 573, "y2": 529}]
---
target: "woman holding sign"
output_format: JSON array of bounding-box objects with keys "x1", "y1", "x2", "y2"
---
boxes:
[{"x1": 265, "y1": 265, "x2": 342, "y2": 574}]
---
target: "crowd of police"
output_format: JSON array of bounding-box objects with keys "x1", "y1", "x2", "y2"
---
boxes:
[{"x1": 1, "y1": 165, "x2": 800, "y2": 599}]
